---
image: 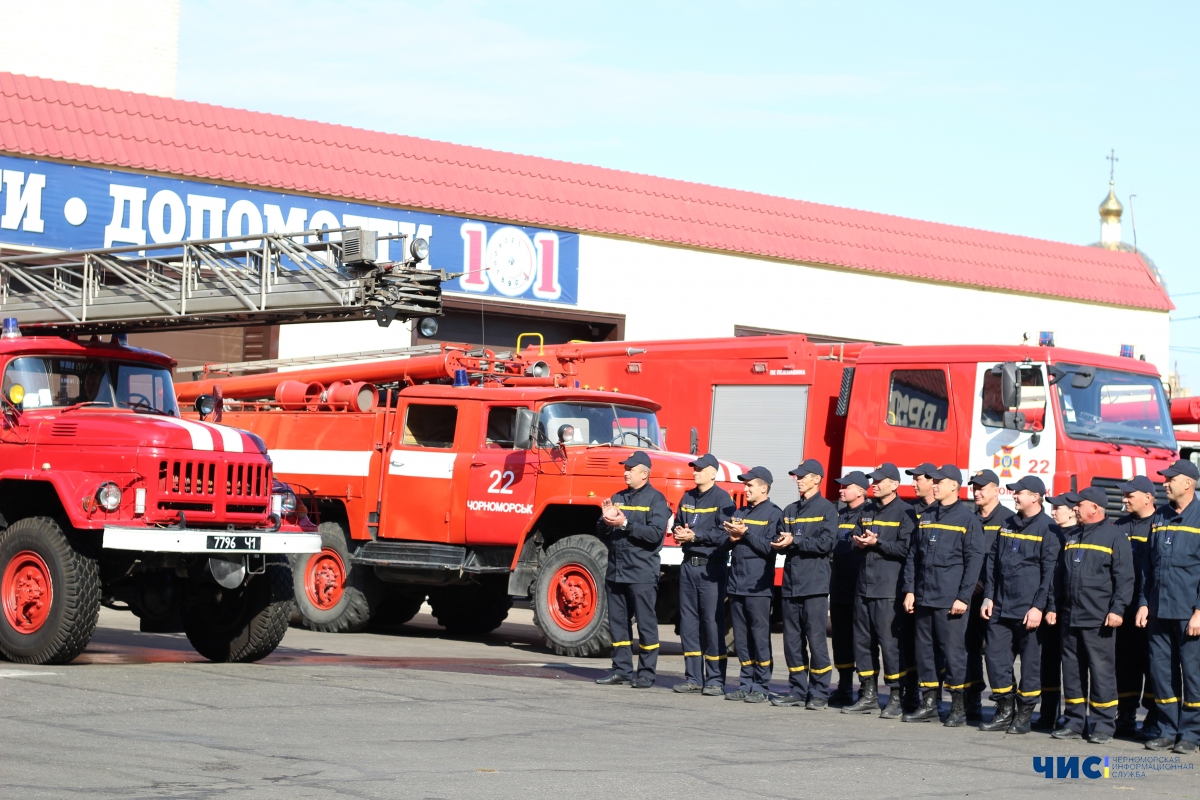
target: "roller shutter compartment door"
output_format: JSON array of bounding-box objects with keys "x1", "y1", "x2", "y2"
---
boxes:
[{"x1": 710, "y1": 385, "x2": 809, "y2": 505}]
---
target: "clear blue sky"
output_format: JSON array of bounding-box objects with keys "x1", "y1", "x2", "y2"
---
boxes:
[{"x1": 179, "y1": 1, "x2": 1200, "y2": 385}]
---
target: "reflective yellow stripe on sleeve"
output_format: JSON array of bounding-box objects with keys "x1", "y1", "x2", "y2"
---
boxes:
[
  {"x1": 742, "y1": 519, "x2": 770, "y2": 526},
  {"x1": 1152, "y1": 525, "x2": 1200, "y2": 535}
]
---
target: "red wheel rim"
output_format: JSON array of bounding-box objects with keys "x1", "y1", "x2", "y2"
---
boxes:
[
  {"x1": 305, "y1": 548, "x2": 346, "y2": 610},
  {"x1": 546, "y1": 563, "x2": 597, "y2": 632},
  {"x1": 2, "y1": 550, "x2": 53, "y2": 634}
]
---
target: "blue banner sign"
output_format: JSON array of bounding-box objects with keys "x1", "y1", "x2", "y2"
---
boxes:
[{"x1": 0, "y1": 154, "x2": 579, "y2": 305}]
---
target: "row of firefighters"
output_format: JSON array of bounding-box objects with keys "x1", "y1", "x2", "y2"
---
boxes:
[{"x1": 593, "y1": 451, "x2": 1200, "y2": 755}]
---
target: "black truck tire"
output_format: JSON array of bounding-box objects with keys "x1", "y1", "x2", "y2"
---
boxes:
[
  {"x1": 532, "y1": 534, "x2": 610, "y2": 658},
  {"x1": 290, "y1": 521, "x2": 381, "y2": 633},
  {"x1": 427, "y1": 578, "x2": 511, "y2": 635},
  {"x1": 0, "y1": 516, "x2": 100, "y2": 665},
  {"x1": 183, "y1": 561, "x2": 293, "y2": 663}
]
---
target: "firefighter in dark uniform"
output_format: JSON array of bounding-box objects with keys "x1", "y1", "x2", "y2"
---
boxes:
[
  {"x1": 1033, "y1": 493, "x2": 1077, "y2": 730},
  {"x1": 1137, "y1": 460, "x2": 1200, "y2": 754},
  {"x1": 830, "y1": 471, "x2": 871, "y2": 706},
  {"x1": 901, "y1": 465, "x2": 984, "y2": 727},
  {"x1": 1114, "y1": 475, "x2": 1159, "y2": 740},
  {"x1": 900, "y1": 462, "x2": 939, "y2": 710},
  {"x1": 1048, "y1": 486, "x2": 1134, "y2": 744},
  {"x1": 595, "y1": 451, "x2": 671, "y2": 689},
  {"x1": 843, "y1": 463, "x2": 915, "y2": 717},
  {"x1": 671, "y1": 453, "x2": 736, "y2": 696},
  {"x1": 770, "y1": 459, "x2": 837, "y2": 709},
  {"x1": 967, "y1": 469, "x2": 1012, "y2": 721},
  {"x1": 979, "y1": 476, "x2": 1059, "y2": 734},
  {"x1": 724, "y1": 466, "x2": 784, "y2": 703}
]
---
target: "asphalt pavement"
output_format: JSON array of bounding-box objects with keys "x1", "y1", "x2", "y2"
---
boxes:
[{"x1": 1, "y1": 605, "x2": 1195, "y2": 799}]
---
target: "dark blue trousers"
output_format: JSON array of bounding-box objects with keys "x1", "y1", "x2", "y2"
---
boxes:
[
  {"x1": 1061, "y1": 625, "x2": 1118, "y2": 736},
  {"x1": 782, "y1": 594, "x2": 832, "y2": 699},
  {"x1": 679, "y1": 560, "x2": 728, "y2": 687},
  {"x1": 1148, "y1": 617, "x2": 1200, "y2": 744},
  {"x1": 854, "y1": 596, "x2": 901, "y2": 687},
  {"x1": 606, "y1": 580, "x2": 658, "y2": 681},
  {"x1": 730, "y1": 594, "x2": 772, "y2": 693},
  {"x1": 915, "y1": 605, "x2": 968, "y2": 695},
  {"x1": 984, "y1": 616, "x2": 1042, "y2": 705}
]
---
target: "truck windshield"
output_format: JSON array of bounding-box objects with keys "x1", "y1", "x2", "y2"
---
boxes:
[
  {"x1": 538, "y1": 403, "x2": 663, "y2": 449},
  {"x1": 2, "y1": 356, "x2": 180, "y2": 416},
  {"x1": 1055, "y1": 364, "x2": 1175, "y2": 451}
]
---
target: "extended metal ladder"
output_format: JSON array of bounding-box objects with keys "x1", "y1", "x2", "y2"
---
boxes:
[{"x1": 0, "y1": 227, "x2": 444, "y2": 333}]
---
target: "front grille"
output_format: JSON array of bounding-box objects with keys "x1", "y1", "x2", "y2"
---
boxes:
[
  {"x1": 1089, "y1": 477, "x2": 1168, "y2": 517},
  {"x1": 157, "y1": 458, "x2": 271, "y2": 518}
]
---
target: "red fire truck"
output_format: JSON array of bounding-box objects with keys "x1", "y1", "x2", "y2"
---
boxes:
[
  {"x1": 176, "y1": 331, "x2": 1176, "y2": 655},
  {"x1": 175, "y1": 345, "x2": 746, "y2": 657},
  {"x1": 0, "y1": 227, "x2": 438, "y2": 664}
]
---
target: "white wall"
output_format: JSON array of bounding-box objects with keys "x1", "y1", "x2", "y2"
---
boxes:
[
  {"x1": 576, "y1": 235, "x2": 1172, "y2": 376},
  {"x1": 277, "y1": 233, "x2": 1170, "y2": 376},
  {"x1": 0, "y1": 0, "x2": 179, "y2": 98}
]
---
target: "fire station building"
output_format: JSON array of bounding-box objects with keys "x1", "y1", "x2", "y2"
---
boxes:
[{"x1": 0, "y1": 72, "x2": 1172, "y2": 375}]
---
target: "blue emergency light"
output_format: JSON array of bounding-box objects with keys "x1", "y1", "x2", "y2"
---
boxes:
[
  {"x1": 1120, "y1": 344, "x2": 1135, "y2": 358},
  {"x1": 453, "y1": 369, "x2": 470, "y2": 387},
  {"x1": 1038, "y1": 331, "x2": 1055, "y2": 347},
  {"x1": 1, "y1": 318, "x2": 21, "y2": 339}
]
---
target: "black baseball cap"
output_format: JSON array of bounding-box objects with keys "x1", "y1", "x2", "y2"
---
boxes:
[
  {"x1": 969, "y1": 469, "x2": 999, "y2": 487},
  {"x1": 905, "y1": 462, "x2": 938, "y2": 477},
  {"x1": 1006, "y1": 475, "x2": 1047, "y2": 495},
  {"x1": 620, "y1": 451, "x2": 652, "y2": 470},
  {"x1": 836, "y1": 471, "x2": 870, "y2": 490},
  {"x1": 1158, "y1": 460, "x2": 1200, "y2": 480},
  {"x1": 1065, "y1": 486, "x2": 1108, "y2": 507},
  {"x1": 737, "y1": 466, "x2": 773, "y2": 486},
  {"x1": 869, "y1": 463, "x2": 900, "y2": 482},
  {"x1": 929, "y1": 464, "x2": 963, "y2": 484},
  {"x1": 788, "y1": 458, "x2": 825, "y2": 479},
  {"x1": 1047, "y1": 494, "x2": 1072, "y2": 508},
  {"x1": 688, "y1": 453, "x2": 719, "y2": 471},
  {"x1": 1117, "y1": 475, "x2": 1156, "y2": 495}
]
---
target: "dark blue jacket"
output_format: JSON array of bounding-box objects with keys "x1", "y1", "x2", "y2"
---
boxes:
[
  {"x1": 830, "y1": 502, "x2": 868, "y2": 604},
  {"x1": 975, "y1": 504, "x2": 1013, "y2": 595},
  {"x1": 856, "y1": 497, "x2": 915, "y2": 599},
  {"x1": 675, "y1": 484, "x2": 736, "y2": 561},
  {"x1": 902, "y1": 499, "x2": 984, "y2": 608},
  {"x1": 1052, "y1": 519, "x2": 1134, "y2": 627},
  {"x1": 1114, "y1": 511, "x2": 1153, "y2": 616},
  {"x1": 727, "y1": 499, "x2": 783, "y2": 597},
  {"x1": 983, "y1": 510, "x2": 1059, "y2": 619},
  {"x1": 596, "y1": 482, "x2": 670, "y2": 584},
  {"x1": 777, "y1": 493, "x2": 837, "y2": 597},
  {"x1": 1139, "y1": 499, "x2": 1200, "y2": 620}
]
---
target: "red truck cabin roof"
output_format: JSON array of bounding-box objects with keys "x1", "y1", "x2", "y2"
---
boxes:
[
  {"x1": 0, "y1": 335, "x2": 175, "y2": 369},
  {"x1": 398, "y1": 384, "x2": 662, "y2": 411},
  {"x1": 854, "y1": 344, "x2": 1162, "y2": 376}
]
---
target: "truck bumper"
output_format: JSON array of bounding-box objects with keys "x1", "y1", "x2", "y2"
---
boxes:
[{"x1": 103, "y1": 526, "x2": 322, "y2": 555}]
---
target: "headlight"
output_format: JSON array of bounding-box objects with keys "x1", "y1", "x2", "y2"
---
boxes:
[
  {"x1": 96, "y1": 482, "x2": 122, "y2": 512},
  {"x1": 410, "y1": 237, "x2": 430, "y2": 262},
  {"x1": 271, "y1": 490, "x2": 298, "y2": 515}
]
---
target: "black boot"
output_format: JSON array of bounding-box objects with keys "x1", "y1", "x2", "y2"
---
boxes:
[
  {"x1": 902, "y1": 674, "x2": 921, "y2": 712},
  {"x1": 842, "y1": 680, "x2": 879, "y2": 714},
  {"x1": 943, "y1": 692, "x2": 967, "y2": 727},
  {"x1": 880, "y1": 690, "x2": 903, "y2": 719},
  {"x1": 979, "y1": 695, "x2": 1014, "y2": 731},
  {"x1": 1007, "y1": 701, "x2": 1035, "y2": 735},
  {"x1": 965, "y1": 687, "x2": 984, "y2": 722},
  {"x1": 828, "y1": 670, "x2": 855, "y2": 706},
  {"x1": 902, "y1": 690, "x2": 939, "y2": 722}
]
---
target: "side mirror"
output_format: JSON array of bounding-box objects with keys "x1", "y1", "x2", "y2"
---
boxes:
[
  {"x1": 514, "y1": 408, "x2": 536, "y2": 450},
  {"x1": 194, "y1": 394, "x2": 216, "y2": 421},
  {"x1": 689, "y1": 427, "x2": 699, "y2": 456},
  {"x1": 994, "y1": 361, "x2": 1020, "y2": 410},
  {"x1": 1071, "y1": 366, "x2": 1096, "y2": 389}
]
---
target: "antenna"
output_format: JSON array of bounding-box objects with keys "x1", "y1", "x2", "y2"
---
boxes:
[{"x1": 1128, "y1": 194, "x2": 1138, "y2": 254}]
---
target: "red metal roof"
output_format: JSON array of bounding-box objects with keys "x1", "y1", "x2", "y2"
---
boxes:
[{"x1": 0, "y1": 72, "x2": 1173, "y2": 312}]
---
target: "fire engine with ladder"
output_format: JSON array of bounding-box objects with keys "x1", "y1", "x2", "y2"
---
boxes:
[
  {"x1": 175, "y1": 329, "x2": 1178, "y2": 658},
  {"x1": 0, "y1": 226, "x2": 441, "y2": 664}
]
